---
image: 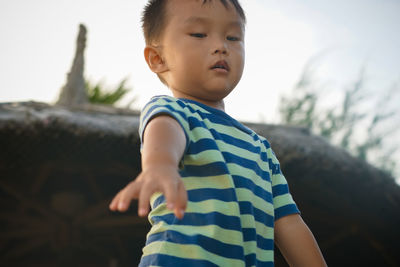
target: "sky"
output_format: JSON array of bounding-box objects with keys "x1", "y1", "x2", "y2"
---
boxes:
[{"x1": 0, "y1": 0, "x2": 399, "y2": 180}]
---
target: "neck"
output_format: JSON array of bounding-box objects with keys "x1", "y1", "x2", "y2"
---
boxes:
[
  {"x1": 202, "y1": 99, "x2": 225, "y2": 111},
  {"x1": 171, "y1": 92, "x2": 225, "y2": 111}
]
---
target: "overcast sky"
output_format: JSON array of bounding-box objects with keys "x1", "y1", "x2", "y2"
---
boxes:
[
  {"x1": 1, "y1": 0, "x2": 399, "y2": 179},
  {"x1": 1, "y1": 0, "x2": 399, "y2": 118}
]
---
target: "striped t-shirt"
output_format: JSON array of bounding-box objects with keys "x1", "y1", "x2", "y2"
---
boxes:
[{"x1": 138, "y1": 95, "x2": 300, "y2": 267}]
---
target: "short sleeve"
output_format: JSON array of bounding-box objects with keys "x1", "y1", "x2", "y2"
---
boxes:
[
  {"x1": 139, "y1": 96, "x2": 190, "y2": 152},
  {"x1": 269, "y1": 150, "x2": 300, "y2": 220}
]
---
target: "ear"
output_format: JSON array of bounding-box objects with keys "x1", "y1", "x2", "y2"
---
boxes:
[{"x1": 144, "y1": 46, "x2": 168, "y2": 74}]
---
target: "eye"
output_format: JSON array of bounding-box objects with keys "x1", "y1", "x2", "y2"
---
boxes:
[
  {"x1": 227, "y1": 36, "x2": 240, "y2": 41},
  {"x1": 190, "y1": 33, "x2": 207, "y2": 38}
]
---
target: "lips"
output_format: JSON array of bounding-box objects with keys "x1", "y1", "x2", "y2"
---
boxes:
[{"x1": 211, "y1": 60, "x2": 230, "y2": 72}]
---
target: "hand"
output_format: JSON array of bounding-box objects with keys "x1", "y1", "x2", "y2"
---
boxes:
[
  {"x1": 110, "y1": 114, "x2": 187, "y2": 219},
  {"x1": 109, "y1": 165, "x2": 187, "y2": 219}
]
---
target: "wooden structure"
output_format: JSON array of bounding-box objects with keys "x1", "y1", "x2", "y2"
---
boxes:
[{"x1": 1, "y1": 102, "x2": 399, "y2": 266}]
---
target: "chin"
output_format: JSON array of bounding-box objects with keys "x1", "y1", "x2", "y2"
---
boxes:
[{"x1": 204, "y1": 88, "x2": 233, "y2": 100}]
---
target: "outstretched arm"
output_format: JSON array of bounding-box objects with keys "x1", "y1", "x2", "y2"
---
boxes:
[
  {"x1": 275, "y1": 214, "x2": 327, "y2": 266},
  {"x1": 109, "y1": 115, "x2": 187, "y2": 219}
]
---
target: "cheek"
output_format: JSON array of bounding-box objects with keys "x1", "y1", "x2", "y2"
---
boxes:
[
  {"x1": 168, "y1": 52, "x2": 188, "y2": 73},
  {"x1": 180, "y1": 51, "x2": 204, "y2": 72},
  {"x1": 234, "y1": 48, "x2": 245, "y2": 74}
]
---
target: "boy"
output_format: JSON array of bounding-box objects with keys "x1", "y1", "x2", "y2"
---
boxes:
[{"x1": 109, "y1": 0, "x2": 327, "y2": 266}]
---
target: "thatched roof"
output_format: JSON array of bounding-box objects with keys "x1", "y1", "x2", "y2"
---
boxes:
[{"x1": 1, "y1": 101, "x2": 399, "y2": 267}]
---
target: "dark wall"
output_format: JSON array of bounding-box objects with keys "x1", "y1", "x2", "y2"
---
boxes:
[{"x1": 0, "y1": 104, "x2": 147, "y2": 266}]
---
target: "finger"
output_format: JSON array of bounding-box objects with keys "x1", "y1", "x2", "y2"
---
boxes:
[
  {"x1": 111, "y1": 179, "x2": 143, "y2": 212},
  {"x1": 119, "y1": 180, "x2": 143, "y2": 211},
  {"x1": 163, "y1": 178, "x2": 187, "y2": 219},
  {"x1": 109, "y1": 188, "x2": 127, "y2": 211},
  {"x1": 163, "y1": 177, "x2": 180, "y2": 212},
  {"x1": 109, "y1": 192, "x2": 121, "y2": 211},
  {"x1": 137, "y1": 181, "x2": 154, "y2": 217},
  {"x1": 174, "y1": 180, "x2": 187, "y2": 219}
]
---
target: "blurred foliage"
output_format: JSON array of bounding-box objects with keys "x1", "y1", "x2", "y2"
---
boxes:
[
  {"x1": 86, "y1": 78, "x2": 136, "y2": 107},
  {"x1": 279, "y1": 62, "x2": 399, "y2": 178}
]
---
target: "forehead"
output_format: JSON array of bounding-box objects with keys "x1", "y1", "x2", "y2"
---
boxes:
[{"x1": 165, "y1": 0, "x2": 244, "y2": 27}]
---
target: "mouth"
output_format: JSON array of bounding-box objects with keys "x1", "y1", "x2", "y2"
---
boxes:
[{"x1": 210, "y1": 60, "x2": 230, "y2": 72}]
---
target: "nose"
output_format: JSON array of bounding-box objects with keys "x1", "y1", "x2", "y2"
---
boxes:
[
  {"x1": 212, "y1": 37, "x2": 228, "y2": 55},
  {"x1": 214, "y1": 48, "x2": 227, "y2": 55}
]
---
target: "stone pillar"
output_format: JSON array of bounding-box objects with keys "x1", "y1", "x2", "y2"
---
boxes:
[{"x1": 57, "y1": 24, "x2": 88, "y2": 106}]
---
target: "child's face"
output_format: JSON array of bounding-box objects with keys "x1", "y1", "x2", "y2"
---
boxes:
[{"x1": 157, "y1": 0, "x2": 245, "y2": 107}]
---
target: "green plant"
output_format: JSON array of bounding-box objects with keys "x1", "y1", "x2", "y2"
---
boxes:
[
  {"x1": 279, "y1": 63, "x2": 399, "y2": 178},
  {"x1": 85, "y1": 78, "x2": 132, "y2": 105}
]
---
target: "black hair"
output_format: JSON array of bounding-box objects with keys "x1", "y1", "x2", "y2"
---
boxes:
[{"x1": 142, "y1": 0, "x2": 246, "y2": 44}]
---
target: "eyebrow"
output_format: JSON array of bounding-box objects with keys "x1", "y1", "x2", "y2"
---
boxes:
[{"x1": 183, "y1": 16, "x2": 244, "y2": 30}]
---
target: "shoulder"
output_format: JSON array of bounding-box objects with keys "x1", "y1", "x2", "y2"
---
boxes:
[
  {"x1": 142, "y1": 95, "x2": 180, "y2": 112},
  {"x1": 139, "y1": 96, "x2": 196, "y2": 147},
  {"x1": 141, "y1": 95, "x2": 202, "y2": 117}
]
